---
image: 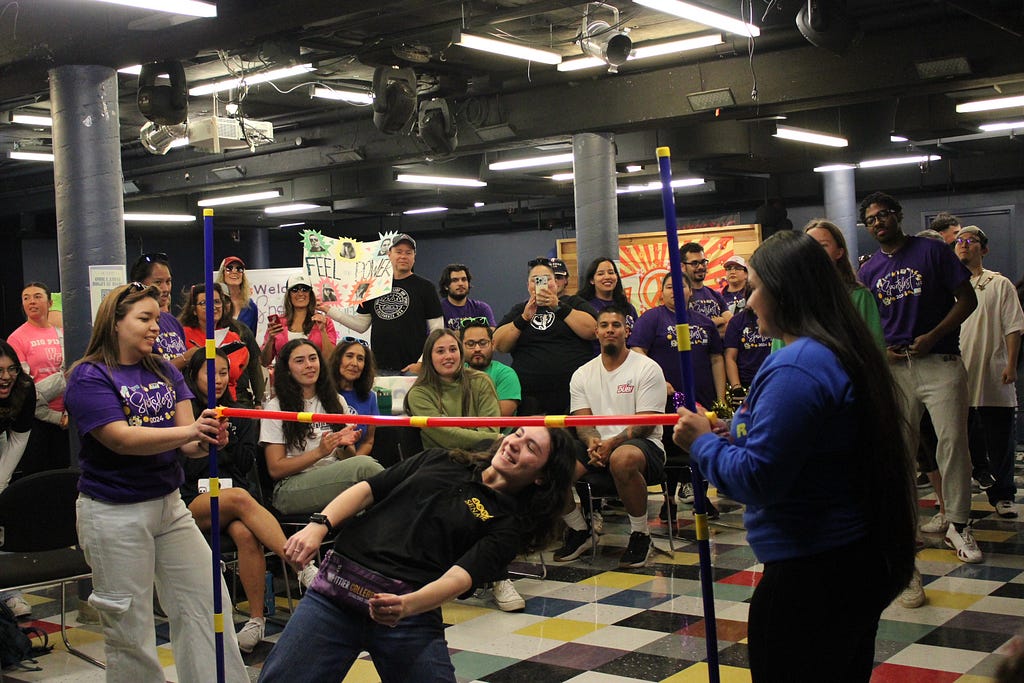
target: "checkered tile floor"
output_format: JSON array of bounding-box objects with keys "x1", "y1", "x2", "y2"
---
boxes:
[{"x1": 6, "y1": 478, "x2": 1022, "y2": 682}]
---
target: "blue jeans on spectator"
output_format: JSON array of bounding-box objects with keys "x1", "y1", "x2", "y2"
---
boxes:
[{"x1": 258, "y1": 588, "x2": 456, "y2": 683}]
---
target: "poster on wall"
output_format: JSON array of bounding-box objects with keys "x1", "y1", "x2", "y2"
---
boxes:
[
  {"x1": 617, "y1": 235, "x2": 736, "y2": 315},
  {"x1": 88, "y1": 265, "x2": 127, "y2": 322}
]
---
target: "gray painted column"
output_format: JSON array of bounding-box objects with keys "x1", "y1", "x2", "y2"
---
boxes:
[
  {"x1": 572, "y1": 133, "x2": 618, "y2": 284},
  {"x1": 50, "y1": 65, "x2": 125, "y2": 362},
  {"x1": 822, "y1": 167, "x2": 860, "y2": 268},
  {"x1": 251, "y1": 228, "x2": 270, "y2": 269}
]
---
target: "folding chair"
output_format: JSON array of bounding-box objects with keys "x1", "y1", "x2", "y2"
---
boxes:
[{"x1": 575, "y1": 469, "x2": 675, "y2": 563}]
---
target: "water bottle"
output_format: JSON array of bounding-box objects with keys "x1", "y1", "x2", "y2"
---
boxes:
[
  {"x1": 264, "y1": 571, "x2": 276, "y2": 617},
  {"x1": 375, "y1": 387, "x2": 392, "y2": 415}
]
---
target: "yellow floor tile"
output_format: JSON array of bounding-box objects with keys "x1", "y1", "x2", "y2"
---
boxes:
[
  {"x1": 52, "y1": 627, "x2": 105, "y2": 649},
  {"x1": 655, "y1": 551, "x2": 702, "y2": 566},
  {"x1": 442, "y1": 601, "x2": 493, "y2": 624},
  {"x1": 156, "y1": 645, "x2": 175, "y2": 667},
  {"x1": 664, "y1": 662, "x2": 752, "y2": 682},
  {"x1": 970, "y1": 529, "x2": 1016, "y2": 542},
  {"x1": 918, "y1": 548, "x2": 960, "y2": 564},
  {"x1": 923, "y1": 589, "x2": 985, "y2": 610},
  {"x1": 955, "y1": 675, "x2": 996, "y2": 683},
  {"x1": 579, "y1": 571, "x2": 658, "y2": 589},
  {"x1": 514, "y1": 617, "x2": 606, "y2": 641}
]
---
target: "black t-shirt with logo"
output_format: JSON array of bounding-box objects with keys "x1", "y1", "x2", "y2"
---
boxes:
[
  {"x1": 498, "y1": 294, "x2": 598, "y2": 381},
  {"x1": 358, "y1": 274, "x2": 443, "y2": 371}
]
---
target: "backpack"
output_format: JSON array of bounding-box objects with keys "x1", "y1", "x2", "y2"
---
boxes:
[{"x1": 0, "y1": 599, "x2": 51, "y2": 671}]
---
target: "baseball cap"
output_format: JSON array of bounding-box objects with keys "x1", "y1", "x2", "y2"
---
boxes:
[
  {"x1": 286, "y1": 274, "x2": 312, "y2": 290},
  {"x1": 548, "y1": 258, "x2": 569, "y2": 277},
  {"x1": 724, "y1": 255, "x2": 748, "y2": 270},
  {"x1": 956, "y1": 225, "x2": 987, "y2": 245},
  {"x1": 391, "y1": 233, "x2": 416, "y2": 250},
  {"x1": 221, "y1": 256, "x2": 245, "y2": 269}
]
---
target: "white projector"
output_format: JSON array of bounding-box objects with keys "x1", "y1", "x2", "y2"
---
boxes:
[{"x1": 188, "y1": 115, "x2": 274, "y2": 152}]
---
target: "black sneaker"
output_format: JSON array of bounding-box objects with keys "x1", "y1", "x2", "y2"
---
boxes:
[
  {"x1": 975, "y1": 471, "x2": 996, "y2": 490},
  {"x1": 915, "y1": 473, "x2": 930, "y2": 489},
  {"x1": 704, "y1": 501, "x2": 720, "y2": 520},
  {"x1": 553, "y1": 528, "x2": 593, "y2": 562},
  {"x1": 658, "y1": 501, "x2": 678, "y2": 522},
  {"x1": 619, "y1": 532, "x2": 651, "y2": 568}
]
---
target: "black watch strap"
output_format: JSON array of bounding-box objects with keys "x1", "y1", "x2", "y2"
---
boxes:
[{"x1": 309, "y1": 513, "x2": 333, "y2": 534}]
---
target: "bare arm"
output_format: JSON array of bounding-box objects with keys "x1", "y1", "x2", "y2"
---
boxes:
[
  {"x1": 355, "y1": 424, "x2": 376, "y2": 456},
  {"x1": 563, "y1": 307, "x2": 597, "y2": 340},
  {"x1": 91, "y1": 401, "x2": 222, "y2": 457},
  {"x1": 369, "y1": 565, "x2": 474, "y2": 627},
  {"x1": 1003, "y1": 331, "x2": 1021, "y2": 384},
  {"x1": 497, "y1": 399, "x2": 519, "y2": 417},
  {"x1": 724, "y1": 348, "x2": 741, "y2": 388},
  {"x1": 711, "y1": 353, "x2": 727, "y2": 401},
  {"x1": 282, "y1": 480, "x2": 376, "y2": 565}
]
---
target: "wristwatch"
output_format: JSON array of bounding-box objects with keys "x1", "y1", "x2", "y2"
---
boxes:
[{"x1": 309, "y1": 513, "x2": 333, "y2": 534}]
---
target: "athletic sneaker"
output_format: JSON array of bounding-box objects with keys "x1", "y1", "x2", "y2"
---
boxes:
[
  {"x1": 945, "y1": 524, "x2": 983, "y2": 563},
  {"x1": 619, "y1": 532, "x2": 652, "y2": 569},
  {"x1": 553, "y1": 528, "x2": 594, "y2": 562},
  {"x1": 995, "y1": 500, "x2": 1018, "y2": 519},
  {"x1": 491, "y1": 580, "x2": 526, "y2": 612},
  {"x1": 896, "y1": 568, "x2": 925, "y2": 609},
  {"x1": 678, "y1": 482, "x2": 695, "y2": 505},
  {"x1": 4, "y1": 594, "x2": 31, "y2": 618},
  {"x1": 975, "y1": 471, "x2": 996, "y2": 490},
  {"x1": 658, "y1": 501, "x2": 678, "y2": 522},
  {"x1": 920, "y1": 512, "x2": 949, "y2": 534},
  {"x1": 915, "y1": 473, "x2": 931, "y2": 489},
  {"x1": 298, "y1": 562, "x2": 319, "y2": 591},
  {"x1": 236, "y1": 616, "x2": 265, "y2": 654}
]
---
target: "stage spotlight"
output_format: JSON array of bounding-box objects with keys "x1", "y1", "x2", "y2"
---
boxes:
[
  {"x1": 137, "y1": 61, "x2": 188, "y2": 125},
  {"x1": 140, "y1": 121, "x2": 188, "y2": 155},
  {"x1": 417, "y1": 99, "x2": 457, "y2": 155},
  {"x1": 580, "y1": 4, "x2": 631, "y2": 73},
  {"x1": 796, "y1": 0, "x2": 860, "y2": 55},
  {"x1": 372, "y1": 66, "x2": 418, "y2": 135}
]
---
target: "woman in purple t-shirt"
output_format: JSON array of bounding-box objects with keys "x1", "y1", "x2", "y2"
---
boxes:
[{"x1": 65, "y1": 283, "x2": 249, "y2": 682}]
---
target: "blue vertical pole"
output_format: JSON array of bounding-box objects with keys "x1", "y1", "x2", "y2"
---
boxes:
[
  {"x1": 204, "y1": 208, "x2": 226, "y2": 683},
  {"x1": 656, "y1": 147, "x2": 720, "y2": 683}
]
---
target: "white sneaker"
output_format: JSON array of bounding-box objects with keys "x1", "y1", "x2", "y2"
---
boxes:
[
  {"x1": 896, "y1": 569, "x2": 925, "y2": 608},
  {"x1": 591, "y1": 511, "x2": 604, "y2": 535},
  {"x1": 236, "y1": 616, "x2": 265, "y2": 654},
  {"x1": 491, "y1": 579, "x2": 526, "y2": 612},
  {"x1": 995, "y1": 500, "x2": 1017, "y2": 518},
  {"x1": 945, "y1": 524, "x2": 983, "y2": 563},
  {"x1": 678, "y1": 482, "x2": 695, "y2": 505},
  {"x1": 4, "y1": 594, "x2": 31, "y2": 618},
  {"x1": 298, "y1": 562, "x2": 319, "y2": 591},
  {"x1": 920, "y1": 512, "x2": 949, "y2": 534}
]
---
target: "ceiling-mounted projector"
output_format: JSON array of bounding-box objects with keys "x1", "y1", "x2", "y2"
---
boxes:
[{"x1": 188, "y1": 115, "x2": 274, "y2": 153}]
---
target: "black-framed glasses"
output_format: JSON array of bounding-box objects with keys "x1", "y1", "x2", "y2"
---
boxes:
[
  {"x1": 340, "y1": 336, "x2": 370, "y2": 349},
  {"x1": 685, "y1": 258, "x2": 709, "y2": 267},
  {"x1": 289, "y1": 284, "x2": 312, "y2": 293},
  {"x1": 462, "y1": 338, "x2": 491, "y2": 349},
  {"x1": 140, "y1": 252, "x2": 168, "y2": 264},
  {"x1": 955, "y1": 237, "x2": 981, "y2": 246},
  {"x1": 224, "y1": 264, "x2": 245, "y2": 273},
  {"x1": 864, "y1": 209, "x2": 896, "y2": 227},
  {"x1": 458, "y1": 316, "x2": 490, "y2": 330},
  {"x1": 196, "y1": 298, "x2": 224, "y2": 308},
  {"x1": 115, "y1": 281, "x2": 147, "y2": 307}
]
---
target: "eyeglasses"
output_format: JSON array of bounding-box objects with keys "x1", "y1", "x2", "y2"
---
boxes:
[
  {"x1": 0, "y1": 365, "x2": 20, "y2": 378},
  {"x1": 340, "y1": 336, "x2": 370, "y2": 349},
  {"x1": 462, "y1": 339, "x2": 491, "y2": 349},
  {"x1": 864, "y1": 209, "x2": 897, "y2": 227},
  {"x1": 955, "y1": 237, "x2": 981, "y2": 246},
  {"x1": 196, "y1": 299, "x2": 223, "y2": 308},
  {"x1": 724, "y1": 265, "x2": 745, "y2": 272},
  {"x1": 458, "y1": 316, "x2": 490, "y2": 330},
  {"x1": 684, "y1": 259, "x2": 709, "y2": 267},
  {"x1": 115, "y1": 281, "x2": 147, "y2": 307},
  {"x1": 224, "y1": 264, "x2": 245, "y2": 273},
  {"x1": 289, "y1": 285, "x2": 312, "y2": 293},
  {"x1": 140, "y1": 252, "x2": 168, "y2": 264}
]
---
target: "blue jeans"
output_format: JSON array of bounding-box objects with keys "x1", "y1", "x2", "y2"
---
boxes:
[{"x1": 258, "y1": 589, "x2": 456, "y2": 683}]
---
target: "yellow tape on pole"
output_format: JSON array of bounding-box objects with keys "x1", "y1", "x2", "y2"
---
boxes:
[
  {"x1": 296, "y1": 412, "x2": 314, "y2": 423},
  {"x1": 205, "y1": 339, "x2": 216, "y2": 359},
  {"x1": 209, "y1": 478, "x2": 220, "y2": 497},
  {"x1": 675, "y1": 324, "x2": 691, "y2": 351},
  {"x1": 544, "y1": 415, "x2": 567, "y2": 427},
  {"x1": 408, "y1": 416, "x2": 429, "y2": 427},
  {"x1": 693, "y1": 513, "x2": 709, "y2": 541},
  {"x1": 213, "y1": 613, "x2": 224, "y2": 632}
]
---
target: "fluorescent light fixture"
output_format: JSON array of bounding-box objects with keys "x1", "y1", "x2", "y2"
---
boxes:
[
  {"x1": 773, "y1": 125, "x2": 848, "y2": 147},
  {"x1": 123, "y1": 213, "x2": 196, "y2": 222},
  {"x1": 189, "y1": 64, "x2": 315, "y2": 97},
  {"x1": 625, "y1": 164, "x2": 643, "y2": 173},
  {"x1": 616, "y1": 178, "x2": 706, "y2": 194},
  {"x1": 489, "y1": 152, "x2": 574, "y2": 171},
  {"x1": 264, "y1": 203, "x2": 329, "y2": 215},
  {"x1": 979, "y1": 120, "x2": 1024, "y2": 132},
  {"x1": 634, "y1": 0, "x2": 760, "y2": 37},
  {"x1": 890, "y1": 134, "x2": 909, "y2": 142},
  {"x1": 473, "y1": 201, "x2": 485, "y2": 207},
  {"x1": 8, "y1": 151, "x2": 54, "y2": 162},
  {"x1": 403, "y1": 206, "x2": 449, "y2": 215},
  {"x1": 858, "y1": 155, "x2": 940, "y2": 168},
  {"x1": 549, "y1": 172, "x2": 575, "y2": 181},
  {"x1": 197, "y1": 190, "x2": 282, "y2": 207},
  {"x1": 312, "y1": 86, "x2": 373, "y2": 105},
  {"x1": 395, "y1": 174, "x2": 487, "y2": 187},
  {"x1": 956, "y1": 94, "x2": 1024, "y2": 113},
  {"x1": 9, "y1": 113, "x2": 52, "y2": 126},
  {"x1": 118, "y1": 65, "x2": 143, "y2": 75},
  {"x1": 559, "y1": 33, "x2": 723, "y2": 71},
  {"x1": 454, "y1": 30, "x2": 562, "y2": 65},
  {"x1": 278, "y1": 222, "x2": 305, "y2": 228},
  {"x1": 557, "y1": 57, "x2": 606, "y2": 72},
  {"x1": 88, "y1": 0, "x2": 216, "y2": 17},
  {"x1": 813, "y1": 164, "x2": 857, "y2": 173}
]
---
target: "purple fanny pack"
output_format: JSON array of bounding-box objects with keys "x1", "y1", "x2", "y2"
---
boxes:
[{"x1": 310, "y1": 550, "x2": 414, "y2": 615}]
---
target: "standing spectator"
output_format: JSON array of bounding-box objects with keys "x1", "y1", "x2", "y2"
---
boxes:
[
  {"x1": 7, "y1": 282, "x2": 70, "y2": 475},
  {"x1": 955, "y1": 225, "x2": 1023, "y2": 518},
  {"x1": 130, "y1": 252, "x2": 188, "y2": 369},
  {"x1": 216, "y1": 256, "x2": 258, "y2": 334},
  {"x1": 179, "y1": 284, "x2": 254, "y2": 404},
  {"x1": 493, "y1": 257, "x2": 597, "y2": 415},
  {"x1": 323, "y1": 234, "x2": 443, "y2": 374},
  {"x1": 260, "y1": 339, "x2": 383, "y2": 515},
  {"x1": 461, "y1": 319, "x2": 521, "y2": 417},
  {"x1": 438, "y1": 264, "x2": 496, "y2": 331},
  {"x1": 930, "y1": 212, "x2": 961, "y2": 245},
  {"x1": 724, "y1": 307, "x2": 771, "y2": 390},
  {"x1": 578, "y1": 256, "x2": 639, "y2": 324},
  {"x1": 64, "y1": 282, "x2": 249, "y2": 682},
  {"x1": 327, "y1": 338, "x2": 379, "y2": 456},
  {"x1": 0, "y1": 340, "x2": 34, "y2": 618},
  {"x1": 404, "y1": 329, "x2": 500, "y2": 450},
  {"x1": 556, "y1": 306, "x2": 666, "y2": 567},
  {"x1": 858, "y1": 192, "x2": 980, "y2": 586},
  {"x1": 719, "y1": 256, "x2": 750, "y2": 314},
  {"x1": 261, "y1": 274, "x2": 337, "y2": 367},
  {"x1": 681, "y1": 242, "x2": 731, "y2": 334}
]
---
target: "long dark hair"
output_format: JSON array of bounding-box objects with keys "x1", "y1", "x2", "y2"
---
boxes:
[
  {"x1": 0, "y1": 340, "x2": 35, "y2": 424},
  {"x1": 273, "y1": 338, "x2": 344, "y2": 451},
  {"x1": 749, "y1": 231, "x2": 916, "y2": 599},
  {"x1": 283, "y1": 286, "x2": 318, "y2": 336},
  {"x1": 449, "y1": 427, "x2": 579, "y2": 553},
  {"x1": 404, "y1": 329, "x2": 481, "y2": 416},
  {"x1": 178, "y1": 283, "x2": 231, "y2": 329},
  {"x1": 183, "y1": 348, "x2": 236, "y2": 416},
  {"x1": 578, "y1": 257, "x2": 631, "y2": 308},
  {"x1": 328, "y1": 340, "x2": 376, "y2": 401}
]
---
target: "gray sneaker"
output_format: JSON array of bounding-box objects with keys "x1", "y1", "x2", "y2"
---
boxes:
[
  {"x1": 896, "y1": 569, "x2": 925, "y2": 608},
  {"x1": 236, "y1": 617, "x2": 265, "y2": 654}
]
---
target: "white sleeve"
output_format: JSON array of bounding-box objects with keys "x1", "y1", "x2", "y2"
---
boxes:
[
  {"x1": 569, "y1": 365, "x2": 590, "y2": 414},
  {"x1": 258, "y1": 399, "x2": 286, "y2": 445},
  {"x1": 636, "y1": 356, "x2": 668, "y2": 414},
  {"x1": 324, "y1": 308, "x2": 372, "y2": 333},
  {"x1": 0, "y1": 430, "x2": 30, "y2": 493}
]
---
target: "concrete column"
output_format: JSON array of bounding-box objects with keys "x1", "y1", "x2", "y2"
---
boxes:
[
  {"x1": 572, "y1": 133, "x2": 618, "y2": 286},
  {"x1": 822, "y1": 167, "x2": 860, "y2": 269},
  {"x1": 251, "y1": 228, "x2": 270, "y2": 269},
  {"x1": 49, "y1": 65, "x2": 125, "y2": 362}
]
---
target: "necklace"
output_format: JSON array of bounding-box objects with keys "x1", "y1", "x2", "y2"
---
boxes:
[{"x1": 973, "y1": 273, "x2": 995, "y2": 291}]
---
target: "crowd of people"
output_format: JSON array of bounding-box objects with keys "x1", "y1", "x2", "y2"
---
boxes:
[{"x1": 1, "y1": 191, "x2": 1020, "y2": 683}]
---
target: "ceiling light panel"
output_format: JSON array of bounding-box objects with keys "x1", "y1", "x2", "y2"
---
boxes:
[
  {"x1": 395, "y1": 174, "x2": 487, "y2": 187},
  {"x1": 773, "y1": 125, "x2": 848, "y2": 147},
  {"x1": 403, "y1": 206, "x2": 449, "y2": 215},
  {"x1": 955, "y1": 94, "x2": 1024, "y2": 113},
  {"x1": 197, "y1": 190, "x2": 282, "y2": 207},
  {"x1": 123, "y1": 213, "x2": 197, "y2": 222},
  {"x1": 189, "y1": 64, "x2": 315, "y2": 97},
  {"x1": 454, "y1": 31, "x2": 562, "y2": 65},
  {"x1": 559, "y1": 33, "x2": 724, "y2": 71},
  {"x1": 858, "y1": 155, "x2": 940, "y2": 168},
  {"x1": 264, "y1": 203, "x2": 330, "y2": 215},
  {"x1": 633, "y1": 0, "x2": 760, "y2": 37},
  {"x1": 489, "y1": 153, "x2": 574, "y2": 171},
  {"x1": 312, "y1": 86, "x2": 373, "y2": 104},
  {"x1": 88, "y1": 0, "x2": 216, "y2": 17}
]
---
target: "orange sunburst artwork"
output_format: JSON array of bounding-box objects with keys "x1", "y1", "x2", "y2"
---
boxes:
[{"x1": 617, "y1": 237, "x2": 735, "y2": 314}]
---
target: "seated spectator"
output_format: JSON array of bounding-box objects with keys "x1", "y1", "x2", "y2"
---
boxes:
[
  {"x1": 261, "y1": 275, "x2": 337, "y2": 367},
  {"x1": 578, "y1": 256, "x2": 639, "y2": 335},
  {"x1": 404, "y1": 329, "x2": 501, "y2": 450},
  {"x1": 327, "y1": 338, "x2": 379, "y2": 456},
  {"x1": 179, "y1": 284, "x2": 254, "y2": 404},
  {"x1": 180, "y1": 351, "x2": 317, "y2": 653},
  {"x1": 461, "y1": 319, "x2": 521, "y2": 417},
  {"x1": 216, "y1": 256, "x2": 258, "y2": 333},
  {"x1": 260, "y1": 339, "x2": 383, "y2": 515}
]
